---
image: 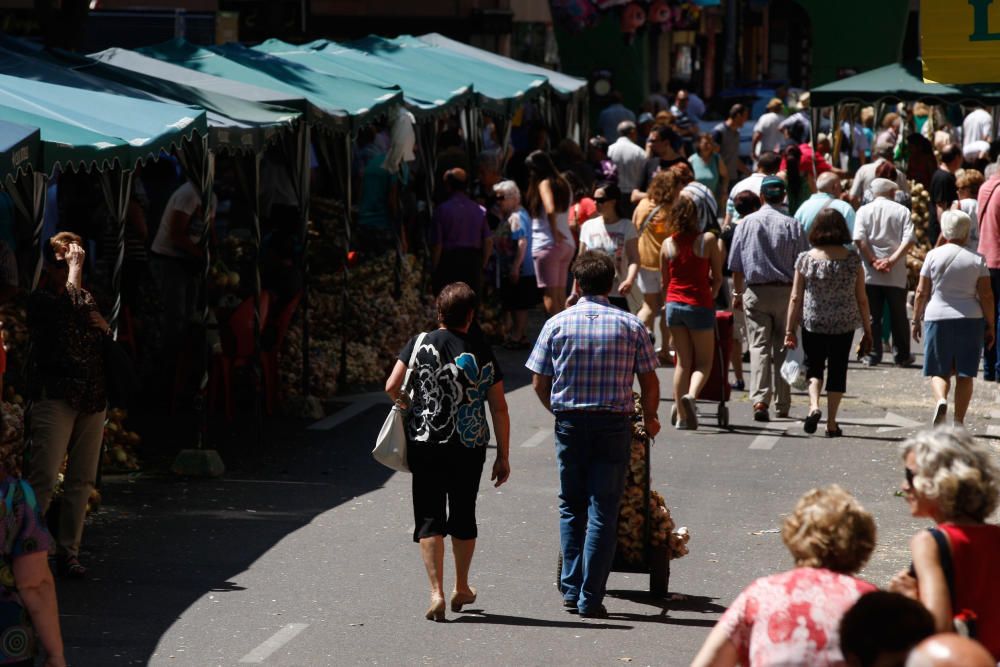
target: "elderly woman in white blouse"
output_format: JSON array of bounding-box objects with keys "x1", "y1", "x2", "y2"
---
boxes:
[{"x1": 912, "y1": 210, "x2": 996, "y2": 426}]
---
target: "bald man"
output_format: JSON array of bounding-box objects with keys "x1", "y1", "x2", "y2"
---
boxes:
[{"x1": 905, "y1": 634, "x2": 994, "y2": 667}]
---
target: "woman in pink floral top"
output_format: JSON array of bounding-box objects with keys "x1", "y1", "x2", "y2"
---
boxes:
[{"x1": 692, "y1": 485, "x2": 877, "y2": 667}]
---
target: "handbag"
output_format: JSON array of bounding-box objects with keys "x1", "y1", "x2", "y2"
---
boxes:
[
  {"x1": 372, "y1": 332, "x2": 427, "y2": 473},
  {"x1": 103, "y1": 335, "x2": 140, "y2": 408}
]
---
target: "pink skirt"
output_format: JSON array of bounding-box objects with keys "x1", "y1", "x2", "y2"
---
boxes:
[{"x1": 532, "y1": 242, "x2": 575, "y2": 288}]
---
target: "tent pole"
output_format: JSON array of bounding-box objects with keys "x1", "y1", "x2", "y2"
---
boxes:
[
  {"x1": 298, "y1": 123, "x2": 312, "y2": 401},
  {"x1": 339, "y1": 132, "x2": 351, "y2": 392}
]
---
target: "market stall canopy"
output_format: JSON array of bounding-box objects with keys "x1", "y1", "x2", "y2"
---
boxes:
[
  {"x1": 0, "y1": 120, "x2": 39, "y2": 183},
  {"x1": 416, "y1": 32, "x2": 587, "y2": 100},
  {"x1": 0, "y1": 42, "x2": 270, "y2": 157},
  {"x1": 810, "y1": 61, "x2": 1000, "y2": 107},
  {"x1": 348, "y1": 35, "x2": 549, "y2": 116},
  {"x1": 79, "y1": 47, "x2": 301, "y2": 154},
  {"x1": 255, "y1": 38, "x2": 472, "y2": 118},
  {"x1": 0, "y1": 72, "x2": 206, "y2": 175},
  {"x1": 139, "y1": 39, "x2": 403, "y2": 132}
]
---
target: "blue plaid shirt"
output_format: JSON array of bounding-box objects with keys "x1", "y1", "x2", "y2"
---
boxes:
[{"x1": 526, "y1": 296, "x2": 658, "y2": 413}]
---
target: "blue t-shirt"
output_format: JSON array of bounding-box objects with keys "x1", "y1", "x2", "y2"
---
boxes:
[
  {"x1": 357, "y1": 153, "x2": 402, "y2": 230},
  {"x1": 510, "y1": 209, "x2": 535, "y2": 277}
]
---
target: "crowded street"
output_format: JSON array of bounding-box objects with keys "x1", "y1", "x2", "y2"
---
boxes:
[
  {"x1": 0, "y1": 0, "x2": 998, "y2": 666},
  {"x1": 54, "y1": 343, "x2": 998, "y2": 664}
]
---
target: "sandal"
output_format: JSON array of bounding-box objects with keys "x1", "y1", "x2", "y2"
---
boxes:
[
  {"x1": 825, "y1": 427, "x2": 843, "y2": 438},
  {"x1": 58, "y1": 555, "x2": 87, "y2": 579}
]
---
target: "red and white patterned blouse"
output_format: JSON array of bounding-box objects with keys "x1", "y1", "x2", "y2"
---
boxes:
[{"x1": 717, "y1": 567, "x2": 876, "y2": 666}]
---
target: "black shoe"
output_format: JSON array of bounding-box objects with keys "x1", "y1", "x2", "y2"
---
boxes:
[
  {"x1": 742, "y1": 351, "x2": 750, "y2": 363},
  {"x1": 753, "y1": 403, "x2": 769, "y2": 422},
  {"x1": 804, "y1": 410, "x2": 822, "y2": 434},
  {"x1": 825, "y1": 427, "x2": 843, "y2": 438},
  {"x1": 730, "y1": 379, "x2": 746, "y2": 391},
  {"x1": 861, "y1": 356, "x2": 880, "y2": 367},
  {"x1": 578, "y1": 604, "x2": 608, "y2": 619},
  {"x1": 563, "y1": 598, "x2": 578, "y2": 613},
  {"x1": 895, "y1": 355, "x2": 917, "y2": 368}
]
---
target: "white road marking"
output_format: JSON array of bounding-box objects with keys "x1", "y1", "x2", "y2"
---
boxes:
[
  {"x1": 988, "y1": 424, "x2": 1000, "y2": 438},
  {"x1": 239, "y1": 623, "x2": 309, "y2": 664},
  {"x1": 749, "y1": 423, "x2": 792, "y2": 450},
  {"x1": 836, "y1": 412, "x2": 922, "y2": 433},
  {"x1": 308, "y1": 393, "x2": 389, "y2": 431},
  {"x1": 520, "y1": 429, "x2": 550, "y2": 448}
]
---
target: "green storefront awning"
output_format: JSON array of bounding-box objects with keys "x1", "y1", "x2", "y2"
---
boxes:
[
  {"x1": 348, "y1": 35, "x2": 549, "y2": 116},
  {"x1": 811, "y1": 61, "x2": 1000, "y2": 107},
  {"x1": 139, "y1": 39, "x2": 403, "y2": 132},
  {"x1": 255, "y1": 39, "x2": 471, "y2": 118},
  {"x1": 0, "y1": 120, "x2": 39, "y2": 183},
  {"x1": 0, "y1": 72, "x2": 206, "y2": 175}
]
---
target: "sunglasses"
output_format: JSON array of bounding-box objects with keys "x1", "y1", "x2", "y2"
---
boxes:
[{"x1": 905, "y1": 467, "x2": 917, "y2": 488}]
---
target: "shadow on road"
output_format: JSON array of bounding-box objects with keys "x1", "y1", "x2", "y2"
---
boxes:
[
  {"x1": 451, "y1": 610, "x2": 632, "y2": 630},
  {"x1": 605, "y1": 590, "x2": 725, "y2": 627},
  {"x1": 56, "y1": 405, "x2": 394, "y2": 664}
]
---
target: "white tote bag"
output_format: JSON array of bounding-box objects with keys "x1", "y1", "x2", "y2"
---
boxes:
[{"x1": 372, "y1": 332, "x2": 427, "y2": 473}]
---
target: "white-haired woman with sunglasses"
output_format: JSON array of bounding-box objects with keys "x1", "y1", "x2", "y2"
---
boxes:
[
  {"x1": 911, "y1": 210, "x2": 996, "y2": 426},
  {"x1": 493, "y1": 179, "x2": 540, "y2": 348},
  {"x1": 889, "y1": 428, "x2": 1000, "y2": 660}
]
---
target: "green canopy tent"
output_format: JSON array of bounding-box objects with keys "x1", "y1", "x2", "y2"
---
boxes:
[
  {"x1": 0, "y1": 71, "x2": 206, "y2": 332},
  {"x1": 0, "y1": 120, "x2": 39, "y2": 185},
  {"x1": 810, "y1": 61, "x2": 1000, "y2": 108},
  {"x1": 416, "y1": 32, "x2": 589, "y2": 140},
  {"x1": 253, "y1": 38, "x2": 472, "y2": 120}
]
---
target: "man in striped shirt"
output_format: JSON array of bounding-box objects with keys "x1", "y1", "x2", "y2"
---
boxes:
[{"x1": 527, "y1": 251, "x2": 660, "y2": 619}]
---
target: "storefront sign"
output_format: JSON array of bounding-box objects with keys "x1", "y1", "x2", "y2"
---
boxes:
[{"x1": 922, "y1": 0, "x2": 1000, "y2": 83}]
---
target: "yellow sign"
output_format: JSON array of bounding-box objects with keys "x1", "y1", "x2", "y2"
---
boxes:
[{"x1": 922, "y1": 0, "x2": 1000, "y2": 83}]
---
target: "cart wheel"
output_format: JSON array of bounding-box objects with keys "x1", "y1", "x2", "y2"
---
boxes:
[
  {"x1": 556, "y1": 550, "x2": 564, "y2": 594},
  {"x1": 670, "y1": 404, "x2": 677, "y2": 426},
  {"x1": 650, "y1": 550, "x2": 670, "y2": 598},
  {"x1": 718, "y1": 405, "x2": 729, "y2": 428}
]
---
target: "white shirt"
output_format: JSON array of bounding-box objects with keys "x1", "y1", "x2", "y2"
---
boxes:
[
  {"x1": 726, "y1": 173, "x2": 766, "y2": 222},
  {"x1": 608, "y1": 136, "x2": 648, "y2": 194},
  {"x1": 753, "y1": 112, "x2": 784, "y2": 156},
  {"x1": 152, "y1": 181, "x2": 218, "y2": 259},
  {"x1": 921, "y1": 244, "x2": 989, "y2": 320},
  {"x1": 962, "y1": 108, "x2": 993, "y2": 146},
  {"x1": 579, "y1": 215, "x2": 638, "y2": 297},
  {"x1": 852, "y1": 197, "x2": 916, "y2": 288},
  {"x1": 848, "y1": 158, "x2": 908, "y2": 202}
]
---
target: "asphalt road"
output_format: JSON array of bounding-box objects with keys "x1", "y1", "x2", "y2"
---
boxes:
[{"x1": 57, "y1": 340, "x2": 1000, "y2": 666}]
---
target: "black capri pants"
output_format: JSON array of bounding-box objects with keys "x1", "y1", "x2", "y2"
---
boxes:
[
  {"x1": 408, "y1": 441, "x2": 487, "y2": 543},
  {"x1": 802, "y1": 329, "x2": 855, "y2": 393}
]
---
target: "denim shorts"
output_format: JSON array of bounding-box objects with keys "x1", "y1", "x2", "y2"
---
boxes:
[{"x1": 665, "y1": 302, "x2": 715, "y2": 330}]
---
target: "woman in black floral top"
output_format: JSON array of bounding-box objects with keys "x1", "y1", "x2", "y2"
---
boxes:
[
  {"x1": 26, "y1": 232, "x2": 110, "y2": 579},
  {"x1": 385, "y1": 282, "x2": 510, "y2": 622}
]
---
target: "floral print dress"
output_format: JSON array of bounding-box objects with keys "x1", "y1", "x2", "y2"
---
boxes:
[{"x1": 795, "y1": 251, "x2": 863, "y2": 335}]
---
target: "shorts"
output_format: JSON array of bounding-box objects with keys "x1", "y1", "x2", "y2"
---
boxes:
[
  {"x1": 408, "y1": 441, "x2": 487, "y2": 542},
  {"x1": 636, "y1": 267, "x2": 662, "y2": 295},
  {"x1": 923, "y1": 318, "x2": 984, "y2": 379},
  {"x1": 502, "y1": 274, "x2": 542, "y2": 311},
  {"x1": 665, "y1": 302, "x2": 716, "y2": 330},
  {"x1": 532, "y1": 242, "x2": 574, "y2": 289}
]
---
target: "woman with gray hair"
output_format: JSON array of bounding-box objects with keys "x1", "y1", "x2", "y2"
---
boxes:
[
  {"x1": 888, "y1": 428, "x2": 1000, "y2": 660},
  {"x1": 493, "y1": 179, "x2": 539, "y2": 348},
  {"x1": 911, "y1": 210, "x2": 995, "y2": 426}
]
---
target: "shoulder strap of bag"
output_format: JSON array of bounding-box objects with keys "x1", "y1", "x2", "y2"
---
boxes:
[
  {"x1": 937, "y1": 244, "x2": 964, "y2": 279},
  {"x1": 638, "y1": 204, "x2": 663, "y2": 237},
  {"x1": 401, "y1": 332, "x2": 428, "y2": 396},
  {"x1": 928, "y1": 526, "x2": 957, "y2": 606}
]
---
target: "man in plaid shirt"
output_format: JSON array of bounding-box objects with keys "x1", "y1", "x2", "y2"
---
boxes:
[{"x1": 527, "y1": 251, "x2": 660, "y2": 619}]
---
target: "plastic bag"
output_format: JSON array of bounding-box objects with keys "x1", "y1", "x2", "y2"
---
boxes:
[{"x1": 781, "y1": 344, "x2": 809, "y2": 391}]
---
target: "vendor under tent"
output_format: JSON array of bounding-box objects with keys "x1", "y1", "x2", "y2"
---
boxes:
[{"x1": 0, "y1": 73, "x2": 207, "y2": 329}]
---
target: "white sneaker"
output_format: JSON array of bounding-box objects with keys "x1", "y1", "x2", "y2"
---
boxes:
[{"x1": 932, "y1": 400, "x2": 948, "y2": 426}]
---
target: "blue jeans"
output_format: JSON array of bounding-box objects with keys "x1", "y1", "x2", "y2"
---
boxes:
[{"x1": 554, "y1": 412, "x2": 631, "y2": 614}]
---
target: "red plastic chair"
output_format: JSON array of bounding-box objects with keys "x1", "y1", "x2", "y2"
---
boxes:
[
  {"x1": 260, "y1": 290, "x2": 302, "y2": 415},
  {"x1": 208, "y1": 292, "x2": 271, "y2": 421}
]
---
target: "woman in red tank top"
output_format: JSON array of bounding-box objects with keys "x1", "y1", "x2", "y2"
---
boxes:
[
  {"x1": 889, "y1": 428, "x2": 1000, "y2": 659},
  {"x1": 660, "y1": 195, "x2": 723, "y2": 430}
]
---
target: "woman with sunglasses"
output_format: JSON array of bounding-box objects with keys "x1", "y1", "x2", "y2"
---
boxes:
[
  {"x1": 570, "y1": 182, "x2": 639, "y2": 312},
  {"x1": 889, "y1": 428, "x2": 1000, "y2": 660}
]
